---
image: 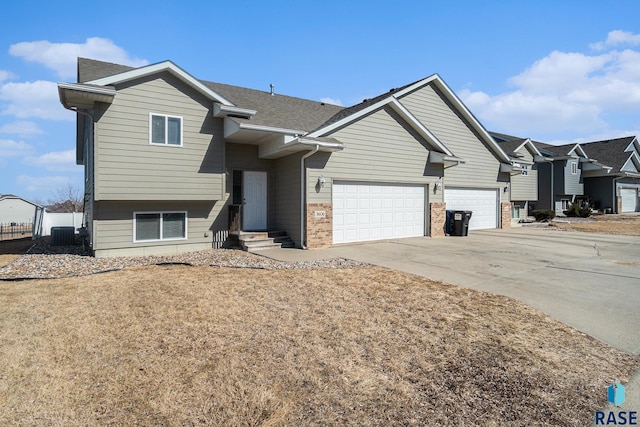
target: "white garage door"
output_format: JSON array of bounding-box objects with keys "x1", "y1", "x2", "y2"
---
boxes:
[
  {"x1": 444, "y1": 188, "x2": 498, "y2": 230},
  {"x1": 620, "y1": 188, "x2": 638, "y2": 212},
  {"x1": 333, "y1": 182, "x2": 425, "y2": 244}
]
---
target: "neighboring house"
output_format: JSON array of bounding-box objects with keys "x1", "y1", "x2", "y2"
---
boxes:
[
  {"x1": 58, "y1": 58, "x2": 523, "y2": 257},
  {"x1": 580, "y1": 137, "x2": 640, "y2": 213},
  {"x1": 0, "y1": 194, "x2": 41, "y2": 224},
  {"x1": 490, "y1": 132, "x2": 544, "y2": 223},
  {"x1": 535, "y1": 143, "x2": 610, "y2": 215}
]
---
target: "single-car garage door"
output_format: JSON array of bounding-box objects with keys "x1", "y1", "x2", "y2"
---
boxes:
[
  {"x1": 620, "y1": 188, "x2": 638, "y2": 212},
  {"x1": 333, "y1": 182, "x2": 425, "y2": 244},
  {"x1": 444, "y1": 188, "x2": 498, "y2": 230}
]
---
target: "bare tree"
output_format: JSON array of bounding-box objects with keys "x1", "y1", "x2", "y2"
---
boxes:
[{"x1": 47, "y1": 183, "x2": 83, "y2": 213}]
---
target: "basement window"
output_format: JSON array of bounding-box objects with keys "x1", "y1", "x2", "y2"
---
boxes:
[{"x1": 134, "y1": 212, "x2": 187, "y2": 242}]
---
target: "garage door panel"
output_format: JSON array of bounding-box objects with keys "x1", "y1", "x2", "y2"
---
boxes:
[
  {"x1": 444, "y1": 188, "x2": 498, "y2": 230},
  {"x1": 620, "y1": 188, "x2": 638, "y2": 212},
  {"x1": 333, "y1": 182, "x2": 425, "y2": 244}
]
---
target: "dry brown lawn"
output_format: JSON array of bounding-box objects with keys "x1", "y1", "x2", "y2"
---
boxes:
[
  {"x1": 1, "y1": 265, "x2": 637, "y2": 426},
  {"x1": 552, "y1": 214, "x2": 640, "y2": 235}
]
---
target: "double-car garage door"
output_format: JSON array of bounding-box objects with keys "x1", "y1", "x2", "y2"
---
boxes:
[
  {"x1": 332, "y1": 183, "x2": 499, "y2": 244},
  {"x1": 332, "y1": 182, "x2": 424, "y2": 244}
]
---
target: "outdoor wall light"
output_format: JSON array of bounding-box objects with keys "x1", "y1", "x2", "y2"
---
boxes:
[{"x1": 318, "y1": 175, "x2": 326, "y2": 187}]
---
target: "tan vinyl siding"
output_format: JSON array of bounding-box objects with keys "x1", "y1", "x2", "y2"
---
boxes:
[
  {"x1": 273, "y1": 153, "x2": 302, "y2": 246},
  {"x1": 399, "y1": 84, "x2": 505, "y2": 192},
  {"x1": 308, "y1": 106, "x2": 441, "y2": 205},
  {"x1": 510, "y1": 149, "x2": 538, "y2": 201},
  {"x1": 94, "y1": 72, "x2": 224, "y2": 201},
  {"x1": 92, "y1": 200, "x2": 229, "y2": 255}
]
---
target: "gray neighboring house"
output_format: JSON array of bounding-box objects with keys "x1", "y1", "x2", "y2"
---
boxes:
[
  {"x1": 0, "y1": 194, "x2": 41, "y2": 224},
  {"x1": 581, "y1": 136, "x2": 640, "y2": 213},
  {"x1": 535, "y1": 142, "x2": 610, "y2": 215},
  {"x1": 57, "y1": 58, "x2": 523, "y2": 257},
  {"x1": 490, "y1": 132, "x2": 545, "y2": 224}
]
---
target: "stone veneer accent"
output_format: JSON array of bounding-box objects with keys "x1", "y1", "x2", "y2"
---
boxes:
[
  {"x1": 500, "y1": 202, "x2": 511, "y2": 230},
  {"x1": 616, "y1": 196, "x2": 622, "y2": 214},
  {"x1": 430, "y1": 202, "x2": 446, "y2": 237},
  {"x1": 306, "y1": 203, "x2": 332, "y2": 249}
]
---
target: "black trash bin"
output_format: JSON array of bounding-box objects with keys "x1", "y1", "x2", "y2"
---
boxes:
[
  {"x1": 452, "y1": 210, "x2": 473, "y2": 236},
  {"x1": 445, "y1": 210, "x2": 454, "y2": 235}
]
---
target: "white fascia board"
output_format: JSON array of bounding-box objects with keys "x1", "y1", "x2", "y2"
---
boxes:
[
  {"x1": 624, "y1": 137, "x2": 639, "y2": 153},
  {"x1": 298, "y1": 137, "x2": 345, "y2": 151},
  {"x1": 87, "y1": 61, "x2": 234, "y2": 106},
  {"x1": 571, "y1": 144, "x2": 588, "y2": 158},
  {"x1": 516, "y1": 138, "x2": 542, "y2": 157},
  {"x1": 306, "y1": 75, "x2": 441, "y2": 138},
  {"x1": 427, "y1": 76, "x2": 511, "y2": 163},
  {"x1": 58, "y1": 82, "x2": 117, "y2": 96},
  {"x1": 213, "y1": 103, "x2": 256, "y2": 118},
  {"x1": 621, "y1": 152, "x2": 640, "y2": 172},
  {"x1": 238, "y1": 122, "x2": 307, "y2": 136},
  {"x1": 388, "y1": 98, "x2": 453, "y2": 156},
  {"x1": 307, "y1": 97, "x2": 395, "y2": 137}
]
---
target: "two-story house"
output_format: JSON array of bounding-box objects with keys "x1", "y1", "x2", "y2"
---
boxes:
[
  {"x1": 581, "y1": 137, "x2": 640, "y2": 213},
  {"x1": 535, "y1": 143, "x2": 610, "y2": 215},
  {"x1": 490, "y1": 132, "x2": 545, "y2": 224},
  {"x1": 58, "y1": 58, "x2": 525, "y2": 257}
]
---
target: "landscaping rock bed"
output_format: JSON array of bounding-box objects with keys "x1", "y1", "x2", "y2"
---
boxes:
[{"x1": 0, "y1": 238, "x2": 369, "y2": 280}]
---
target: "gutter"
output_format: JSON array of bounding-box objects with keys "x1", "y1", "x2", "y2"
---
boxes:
[{"x1": 300, "y1": 145, "x2": 320, "y2": 249}]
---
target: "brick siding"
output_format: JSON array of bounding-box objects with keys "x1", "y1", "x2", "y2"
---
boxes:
[{"x1": 306, "y1": 203, "x2": 332, "y2": 248}]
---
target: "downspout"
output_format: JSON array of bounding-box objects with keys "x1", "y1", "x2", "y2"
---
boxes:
[
  {"x1": 62, "y1": 106, "x2": 94, "y2": 225},
  {"x1": 300, "y1": 145, "x2": 320, "y2": 249}
]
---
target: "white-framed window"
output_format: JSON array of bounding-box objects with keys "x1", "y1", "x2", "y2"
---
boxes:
[
  {"x1": 570, "y1": 161, "x2": 578, "y2": 175},
  {"x1": 149, "y1": 113, "x2": 183, "y2": 146},
  {"x1": 521, "y1": 165, "x2": 529, "y2": 176},
  {"x1": 561, "y1": 199, "x2": 570, "y2": 210},
  {"x1": 133, "y1": 211, "x2": 187, "y2": 242}
]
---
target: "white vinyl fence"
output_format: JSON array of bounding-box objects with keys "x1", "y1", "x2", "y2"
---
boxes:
[{"x1": 40, "y1": 212, "x2": 83, "y2": 236}]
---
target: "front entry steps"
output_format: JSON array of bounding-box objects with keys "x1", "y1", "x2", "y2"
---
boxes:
[{"x1": 238, "y1": 231, "x2": 295, "y2": 252}]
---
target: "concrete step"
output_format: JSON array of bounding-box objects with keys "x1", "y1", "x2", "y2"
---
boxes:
[
  {"x1": 238, "y1": 231, "x2": 269, "y2": 240},
  {"x1": 241, "y1": 238, "x2": 281, "y2": 251},
  {"x1": 268, "y1": 230, "x2": 288, "y2": 238}
]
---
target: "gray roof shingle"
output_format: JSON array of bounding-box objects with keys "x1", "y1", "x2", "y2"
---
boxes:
[
  {"x1": 77, "y1": 58, "x2": 343, "y2": 133},
  {"x1": 580, "y1": 137, "x2": 637, "y2": 172}
]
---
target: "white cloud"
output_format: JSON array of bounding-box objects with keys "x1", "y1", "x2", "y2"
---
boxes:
[
  {"x1": 0, "y1": 120, "x2": 42, "y2": 137},
  {"x1": 0, "y1": 80, "x2": 73, "y2": 121},
  {"x1": 320, "y1": 97, "x2": 343, "y2": 106},
  {"x1": 0, "y1": 70, "x2": 15, "y2": 82},
  {"x1": 26, "y1": 149, "x2": 78, "y2": 172},
  {"x1": 590, "y1": 30, "x2": 640, "y2": 51},
  {"x1": 0, "y1": 138, "x2": 34, "y2": 159},
  {"x1": 17, "y1": 174, "x2": 76, "y2": 194},
  {"x1": 458, "y1": 32, "x2": 640, "y2": 138},
  {"x1": 9, "y1": 37, "x2": 148, "y2": 79}
]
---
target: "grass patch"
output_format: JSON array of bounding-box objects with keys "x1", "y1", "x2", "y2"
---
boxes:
[
  {"x1": 552, "y1": 214, "x2": 640, "y2": 235},
  {"x1": 1, "y1": 266, "x2": 637, "y2": 425}
]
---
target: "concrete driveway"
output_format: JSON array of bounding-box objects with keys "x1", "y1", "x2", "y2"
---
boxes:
[{"x1": 262, "y1": 227, "x2": 640, "y2": 355}]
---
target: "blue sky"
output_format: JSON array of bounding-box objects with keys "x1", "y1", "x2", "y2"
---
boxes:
[{"x1": 1, "y1": 0, "x2": 640, "y2": 203}]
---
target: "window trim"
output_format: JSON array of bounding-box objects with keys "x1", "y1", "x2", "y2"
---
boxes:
[
  {"x1": 570, "y1": 161, "x2": 578, "y2": 175},
  {"x1": 133, "y1": 211, "x2": 188, "y2": 243},
  {"x1": 149, "y1": 113, "x2": 183, "y2": 147}
]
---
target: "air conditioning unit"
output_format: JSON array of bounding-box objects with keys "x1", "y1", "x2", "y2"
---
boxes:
[{"x1": 50, "y1": 226, "x2": 76, "y2": 246}]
